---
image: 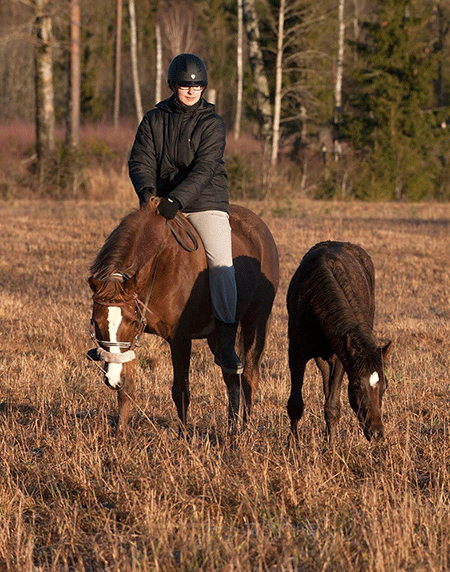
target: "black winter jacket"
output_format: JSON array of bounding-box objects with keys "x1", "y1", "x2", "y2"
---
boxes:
[{"x1": 128, "y1": 95, "x2": 229, "y2": 213}]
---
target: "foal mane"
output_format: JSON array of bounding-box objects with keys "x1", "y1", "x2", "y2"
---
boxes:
[
  {"x1": 306, "y1": 256, "x2": 381, "y2": 376},
  {"x1": 90, "y1": 197, "x2": 160, "y2": 281}
]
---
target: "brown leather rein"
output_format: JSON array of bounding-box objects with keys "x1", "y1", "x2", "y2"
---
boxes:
[{"x1": 166, "y1": 212, "x2": 199, "y2": 252}]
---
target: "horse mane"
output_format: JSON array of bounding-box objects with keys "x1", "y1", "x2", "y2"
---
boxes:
[
  {"x1": 91, "y1": 280, "x2": 135, "y2": 305},
  {"x1": 305, "y1": 254, "x2": 380, "y2": 376},
  {"x1": 349, "y1": 336, "x2": 383, "y2": 377},
  {"x1": 90, "y1": 197, "x2": 160, "y2": 280}
]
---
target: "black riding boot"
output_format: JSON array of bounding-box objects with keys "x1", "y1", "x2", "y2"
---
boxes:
[{"x1": 214, "y1": 319, "x2": 244, "y2": 374}]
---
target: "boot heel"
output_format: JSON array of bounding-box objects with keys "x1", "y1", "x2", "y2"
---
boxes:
[{"x1": 214, "y1": 320, "x2": 244, "y2": 374}]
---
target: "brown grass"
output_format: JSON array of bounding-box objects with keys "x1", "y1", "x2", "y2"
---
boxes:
[{"x1": 0, "y1": 197, "x2": 449, "y2": 571}]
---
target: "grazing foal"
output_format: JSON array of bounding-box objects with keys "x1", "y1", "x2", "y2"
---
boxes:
[{"x1": 287, "y1": 241, "x2": 391, "y2": 442}]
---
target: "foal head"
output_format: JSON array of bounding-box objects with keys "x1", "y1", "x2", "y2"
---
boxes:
[{"x1": 346, "y1": 337, "x2": 392, "y2": 441}]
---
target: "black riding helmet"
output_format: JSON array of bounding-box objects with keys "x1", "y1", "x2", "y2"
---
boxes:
[{"x1": 167, "y1": 53, "x2": 208, "y2": 87}]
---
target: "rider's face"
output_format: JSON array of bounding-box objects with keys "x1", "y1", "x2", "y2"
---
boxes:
[{"x1": 176, "y1": 85, "x2": 203, "y2": 106}]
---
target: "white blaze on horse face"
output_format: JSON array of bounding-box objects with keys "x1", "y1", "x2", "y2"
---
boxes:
[
  {"x1": 106, "y1": 306, "x2": 123, "y2": 388},
  {"x1": 369, "y1": 372, "x2": 379, "y2": 388}
]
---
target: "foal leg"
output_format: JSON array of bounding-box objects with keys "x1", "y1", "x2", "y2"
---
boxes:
[
  {"x1": 316, "y1": 356, "x2": 345, "y2": 444},
  {"x1": 117, "y1": 360, "x2": 136, "y2": 436},
  {"x1": 287, "y1": 341, "x2": 307, "y2": 437},
  {"x1": 170, "y1": 337, "x2": 192, "y2": 428}
]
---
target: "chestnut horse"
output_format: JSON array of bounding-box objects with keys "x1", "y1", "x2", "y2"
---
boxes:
[
  {"x1": 88, "y1": 197, "x2": 279, "y2": 434},
  {"x1": 287, "y1": 241, "x2": 391, "y2": 442}
]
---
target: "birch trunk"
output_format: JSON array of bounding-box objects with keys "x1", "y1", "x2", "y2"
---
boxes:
[
  {"x1": 271, "y1": 0, "x2": 285, "y2": 166},
  {"x1": 335, "y1": 0, "x2": 344, "y2": 115},
  {"x1": 242, "y1": 0, "x2": 272, "y2": 152},
  {"x1": 334, "y1": 0, "x2": 345, "y2": 161},
  {"x1": 67, "y1": 0, "x2": 80, "y2": 148},
  {"x1": 155, "y1": 23, "x2": 162, "y2": 105},
  {"x1": 34, "y1": 0, "x2": 55, "y2": 187},
  {"x1": 129, "y1": 0, "x2": 143, "y2": 122},
  {"x1": 234, "y1": 0, "x2": 243, "y2": 140},
  {"x1": 114, "y1": 0, "x2": 123, "y2": 129}
]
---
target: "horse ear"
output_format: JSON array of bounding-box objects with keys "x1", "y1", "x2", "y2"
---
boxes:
[
  {"x1": 124, "y1": 274, "x2": 138, "y2": 293},
  {"x1": 88, "y1": 275, "x2": 100, "y2": 292},
  {"x1": 381, "y1": 340, "x2": 393, "y2": 361}
]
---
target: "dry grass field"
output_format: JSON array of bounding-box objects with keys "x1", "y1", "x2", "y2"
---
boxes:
[{"x1": 0, "y1": 197, "x2": 449, "y2": 571}]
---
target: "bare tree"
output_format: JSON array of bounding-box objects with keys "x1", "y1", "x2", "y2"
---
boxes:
[
  {"x1": 128, "y1": 0, "x2": 143, "y2": 122},
  {"x1": 159, "y1": 0, "x2": 196, "y2": 59},
  {"x1": 113, "y1": 0, "x2": 123, "y2": 129},
  {"x1": 155, "y1": 22, "x2": 162, "y2": 104},
  {"x1": 234, "y1": 0, "x2": 244, "y2": 140},
  {"x1": 66, "y1": 0, "x2": 80, "y2": 149},
  {"x1": 34, "y1": 0, "x2": 55, "y2": 187},
  {"x1": 271, "y1": 0, "x2": 286, "y2": 166},
  {"x1": 434, "y1": 2, "x2": 450, "y2": 108},
  {"x1": 334, "y1": 0, "x2": 345, "y2": 160},
  {"x1": 242, "y1": 0, "x2": 272, "y2": 156}
]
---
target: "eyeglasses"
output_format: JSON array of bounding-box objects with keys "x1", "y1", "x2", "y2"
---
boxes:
[{"x1": 177, "y1": 85, "x2": 203, "y2": 92}]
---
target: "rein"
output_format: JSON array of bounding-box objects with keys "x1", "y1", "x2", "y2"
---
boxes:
[{"x1": 167, "y1": 213, "x2": 199, "y2": 252}]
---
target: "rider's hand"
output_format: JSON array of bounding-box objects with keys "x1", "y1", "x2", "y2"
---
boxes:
[{"x1": 158, "y1": 197, "x2": 180, "y2": 220}]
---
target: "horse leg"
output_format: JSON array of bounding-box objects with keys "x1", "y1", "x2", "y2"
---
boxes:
[
  {"x1": 206, "y1": 334, "x2": 241, "y2": 434},
  {"x1": 222, "y1": 371, "x2": 241, "y2": 435},
  {"x1": 116, "y1": 360, "x2": 136, "y2": 435},
  {"x1": 240, "y1": 311, "x2": 269, "y2": 425},
  {"x1": 287, "y1": 341, "x2": 307, "y2": 438},
  {"x1": 316, "y1": 356, "x2": 345, "y2": 444},
  {"x1": 170, "y1": 337, "x2": 192, "y2": 429}
]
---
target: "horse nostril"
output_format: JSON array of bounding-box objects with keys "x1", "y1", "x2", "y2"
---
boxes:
[
  {"x1": 367, "y1": 423, "x2": 384, "y2": 441},
  {"x1": 104, "y1": 376, "x2": 122, "y2": 390},
  {"x1": 372, "y1": 428, "x2": 384, "y2": 441}
]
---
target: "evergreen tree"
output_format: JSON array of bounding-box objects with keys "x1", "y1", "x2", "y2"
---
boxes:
[{"x1": 343, "y1": 0, "x2": 444, "y2": 199}]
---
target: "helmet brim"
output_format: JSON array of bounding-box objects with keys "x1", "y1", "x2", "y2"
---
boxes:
[{"x1": 175, "y1": 81, "x2": 208, "y2": 87}]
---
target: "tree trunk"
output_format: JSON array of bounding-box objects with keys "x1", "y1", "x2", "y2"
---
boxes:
[
  {"x1": 155, "y1": 23, "x2": 162, "y2": 105},
  {"x1": 241, "y1": 0, "x2": 272, "y2": 154},
  {"x1": 334, "y1": 0, "x2": 345, "y2": 161},
  {"x1": 335, "y1": 0, "x2": 345, "y2": 114},
  {"x1": 128, "y1": 0, "x2": 143, "y2": 122},
  {"x1": 34, "y1": 0, "x2": 55, "y2": 188},
  {"x1": 271, "y1": 0, "x2": 285, "y2": 167},
  {"x1": 234, "y1": 0, "x2": 243, "y2": 140},
  {"x1": 67, "y1": 0, "x2": 80, "y2": 149},
  {"x1": 114, "y1": 0, "x2": 123, "y2": 129},
  {"x1": 435, "y1": 3, "x2": 450, "y2": 108}
]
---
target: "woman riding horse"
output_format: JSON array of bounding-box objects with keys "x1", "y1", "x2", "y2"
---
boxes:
[{"x1": 128, "y1": 53, "x2": 241, "y2": 375}]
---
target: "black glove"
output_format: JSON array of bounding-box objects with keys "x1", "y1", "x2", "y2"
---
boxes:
[
  {"x1": 138, "y1": 187, "x2": 154, "y2": 207},
  {"x1": 158, "y1": 197, "x2": 180, "y2": 220}
]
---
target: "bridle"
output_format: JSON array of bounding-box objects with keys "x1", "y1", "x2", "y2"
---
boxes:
[
  {"x1": 87, "y1": 210, "x2": 198, "y2": 365},
  {"x1": 88, "y1": 258, "x2": 159, "y2": 365}
]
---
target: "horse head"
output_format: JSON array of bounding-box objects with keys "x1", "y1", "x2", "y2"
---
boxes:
[
  {"x1": 346, "y1": 337, "x2": 392, "y2": 441},
  {"x1": 88, "y1": 275, "x2": 143, "y2": 389}
]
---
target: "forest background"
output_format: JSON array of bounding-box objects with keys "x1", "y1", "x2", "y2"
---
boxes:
[{"x1": 1, "y1": 0, "x2": 450, "y2": 202}]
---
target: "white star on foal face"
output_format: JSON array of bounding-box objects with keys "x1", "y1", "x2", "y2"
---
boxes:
[{"x1": 369, "y1": 372, "x2": 379, "y2": 388}]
